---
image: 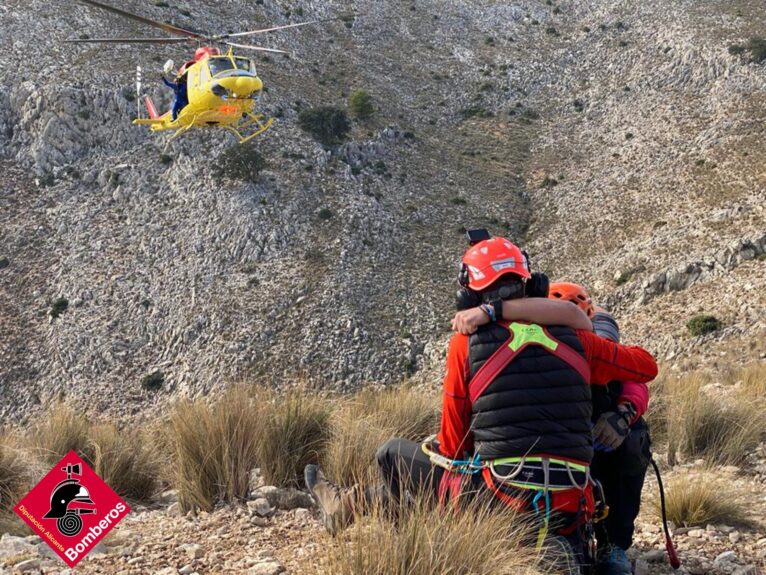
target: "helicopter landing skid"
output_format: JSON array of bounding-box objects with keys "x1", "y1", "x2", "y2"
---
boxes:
[
  {"x1": 224, "y1": 112, "x2": 274, "y2": 144},
  {"x1": 163, "y1": 117, "x2": 198, "y2": 153}
]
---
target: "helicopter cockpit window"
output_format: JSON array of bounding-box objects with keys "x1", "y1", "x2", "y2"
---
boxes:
[
  {"x1": 208, "y1": 58, "x2": 236, "y2": 76},
  {"x1": 234, "y1": 58, "x2": 254, "y2": 73},
  {"x1": 208, "y1": 57, "x2": 255, "y2": 77}
]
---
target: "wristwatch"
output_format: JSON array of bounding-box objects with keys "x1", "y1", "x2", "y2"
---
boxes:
[{"x1": 489, "y1": 298, "x2": 503, "y2": 322}]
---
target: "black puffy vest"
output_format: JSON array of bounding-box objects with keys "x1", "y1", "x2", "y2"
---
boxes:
[{"x1": 469, "y1": 323, "x2": 594, "y2": 464}]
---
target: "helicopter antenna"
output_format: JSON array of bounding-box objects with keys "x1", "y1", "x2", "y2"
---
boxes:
[{"x1": 136, "y1": 66, "x2": 142, "y2": 119}]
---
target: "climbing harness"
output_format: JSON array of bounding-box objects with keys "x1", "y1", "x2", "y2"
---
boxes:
[{"x1": 422, "y1": 438, "x2": 598, "y2": 551}]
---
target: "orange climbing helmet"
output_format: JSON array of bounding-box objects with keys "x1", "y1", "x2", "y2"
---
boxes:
[
  {"x1": 549, "y1": 282, "x2": 595, "y2": 317},
  {"x1": 460, "y1": 237, "x2": 531, "y2": 291}
]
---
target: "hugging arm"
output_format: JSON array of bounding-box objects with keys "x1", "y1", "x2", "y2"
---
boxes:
[{"x1": 451, "y1": 298, "x2": 593, "y2": 335}]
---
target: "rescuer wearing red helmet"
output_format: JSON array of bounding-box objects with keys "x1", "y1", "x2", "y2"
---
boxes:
[
  {"x1": 305, "y1": 233, "x2": 658, "y2": 567},
  {"x1": 451, "y1": 275, "x2": 652, "y2": 575}
]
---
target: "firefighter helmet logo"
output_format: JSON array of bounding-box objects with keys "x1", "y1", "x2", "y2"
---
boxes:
[{"x1": 42, "y1": 463, "x2": 96, "y2": 537}]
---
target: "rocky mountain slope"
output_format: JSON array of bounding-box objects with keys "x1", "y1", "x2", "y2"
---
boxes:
[{"x1": 1, "y1": 0, "x2": 764, "y2": 421}]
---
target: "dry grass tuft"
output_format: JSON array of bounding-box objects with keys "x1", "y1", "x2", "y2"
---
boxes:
[
  {"x1": 30, "y1": 402, "x2": 92, "y2": 464},
  {"x1": 0, "y1": 434, "x2": 34, "y2": 535},
  {"x1": 323, "y1": 387, "x2": 440, "y2": 486},
  {"x1": 660, "y1": 472, "x2": 747, "y2": 527},
  {"x1": 89, "y1": 424, "x2": 162, "y2": 502},
  {"x1": 731, "y1": 362, "x2": 766, "y2": 405},
  {"x1": 320, "y1": 493, "x2": 546, "y2": 575},
  {"x1": 168, "y1": 386, "x2": 261, "y2": 512},
  {"x1": 255, "y1": 390, "x2": 333, "y2": 489},
  {"x1": 659, "y1": 373, "x2": 764, "y2": 465}
]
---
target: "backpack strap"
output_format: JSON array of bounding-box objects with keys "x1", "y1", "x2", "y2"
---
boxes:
[{"x1": 468, "y1": 322, "x2": 591, "y2": 403}]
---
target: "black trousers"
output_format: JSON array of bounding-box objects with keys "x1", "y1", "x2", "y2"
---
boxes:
[
  {"x1": 375, "y1": 437, "x2": 486, "y2": 502},
  {"x1": 590, "y1": 418, "x2": 651, "y2": 550},
  {"x1": 375, "y1": 437, "x2": 590, "y2": 568}
]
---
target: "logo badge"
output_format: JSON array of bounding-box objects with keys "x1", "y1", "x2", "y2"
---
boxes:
[{"x1": 14, "y1": 451, "x2": 130, "y2": 567}]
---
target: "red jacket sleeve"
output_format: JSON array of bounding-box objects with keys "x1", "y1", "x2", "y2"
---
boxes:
[
  {"x1": 436, "y1": 334, "x2": 473, "y2": 459},
  {"x1": 576, "y1": 330, "x2": 658, "y2": 386},
  {"x1": 619, "y1": 381, "x2": 650, "y2": 420}
]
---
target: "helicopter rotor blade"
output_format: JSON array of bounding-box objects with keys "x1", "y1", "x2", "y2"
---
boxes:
[
  {"x1": 221, "y1": 18, "x2": 341, "y2": 39},
  {"x1": 75, "y1": 0, "x2": 207, "y2": 39},
  {"x1": 223, "y1": 41, "x2": 288, "y2": 54},
  {"x1": 66, "y1": 37, "x2": 191, "y2": 44}
]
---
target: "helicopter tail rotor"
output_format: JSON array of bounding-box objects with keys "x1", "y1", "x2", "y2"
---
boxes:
[{"x1": 135, "y1": 66, "x2": 142, "y2": 119}]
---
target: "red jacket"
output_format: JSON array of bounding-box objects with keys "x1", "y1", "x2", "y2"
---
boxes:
[{"x1": 437, "y1": 329, "x2": 658, "y2": 460}]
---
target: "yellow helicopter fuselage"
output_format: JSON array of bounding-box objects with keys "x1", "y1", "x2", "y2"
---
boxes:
[{"x1": 133, "y1": 52, "x2": 273, "y2": 144}]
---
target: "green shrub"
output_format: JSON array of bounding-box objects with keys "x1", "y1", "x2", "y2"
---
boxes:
[
  {"x1": 540, "y1": 176, "x2": 558, "y2": 188},
  {"x1": 461, "y1": 106, "x2": 492, "y2": 119},
  {"x1": 687, "y1": 315, "x2": 721, "y2": 337},
  {"x1": 348, "y1": 90, "x2": 374, "y2": 120},
  {"x1": 318, "y1": 207, "x2": 334, "y2": 220},
  {"x1": 298, "y1": 106, "x2": 351, "y2": 146},
  {"x1": 728, "y1": 44, "x2": 746, "y2": 56},
  {"x1": 213, "y1": 144, "x2": 267, "y2": 181},
  {"x1": 49, "y1": 297, "x2": 68, "y2": 318},
  {"x1": 141, "y1": 371, "x2": 164, "y2": 391},
  {"x1": 729, "y1": 37, "x2": 766, "y2": 63}
]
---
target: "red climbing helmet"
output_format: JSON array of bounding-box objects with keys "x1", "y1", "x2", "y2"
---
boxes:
[
  {"x1": 461, "y1": 237, "x2": 531, "y2": 291},
  {"x1": 549, "y1": 282, "x2": 594, "y2": 317}
]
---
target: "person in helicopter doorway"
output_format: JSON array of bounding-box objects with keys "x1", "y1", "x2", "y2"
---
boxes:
[
  {"x1": 305, "y1": 230, "x2": 658, "y2": 572},
  {"x1": 452, "y1": 280, "x2": 653, "y2": 575},
  {"x1": 161, "y1": 60, "x2": 188, "y2": 121}
]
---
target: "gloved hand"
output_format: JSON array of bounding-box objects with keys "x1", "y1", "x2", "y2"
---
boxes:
[{"x1": 593, "y1": 403, "x2": 635, "y2": 451}]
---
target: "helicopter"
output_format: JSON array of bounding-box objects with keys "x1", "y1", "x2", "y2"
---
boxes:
[{"x1": 67, "y1": 0, "x2": 335, "y2": 145}]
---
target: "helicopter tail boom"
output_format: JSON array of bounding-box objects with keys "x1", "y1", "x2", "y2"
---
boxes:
[{"x1": 144, "y1": 96, "x2": 159, "y2": 119}]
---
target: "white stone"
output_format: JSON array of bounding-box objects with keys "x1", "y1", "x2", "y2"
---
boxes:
[
  {"x1": 12, "y1": 558, "x2": 41, "y2": 573},
  {"x1": 633, "y1": 558, "x2": 650, "y2": 575},
  {"x1": 729, "y1": 531, "x2": 741, "y2": 544},
  {"x1": 714, "y1": 550, "x2": 737, "y2": 565},
  {"x1": 247, "y1": 561, "x2": 285, "y2": 575},
  {"x1": 167, "y1": 502, "x2": 182, "y2": 517},
  {"x1": 294, "y1": 508, "x2": 311, "y2": 521},
  {"x1": 0, "y1": 535, "x2": 36, "y2": 559},
  {"x1": 641, "y1": 549, "x2": 666, "y2": 562},
  {"x1": 180, "y1": 543, "x2": 203, "y2": 560},
  {"x1": 248, "y1": 498, "x2": 273, "y2": 517}
]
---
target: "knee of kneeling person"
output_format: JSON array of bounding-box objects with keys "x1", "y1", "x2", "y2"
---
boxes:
[{"x1": 376, "y1": 438, "x2": 403, "y2": 470}]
